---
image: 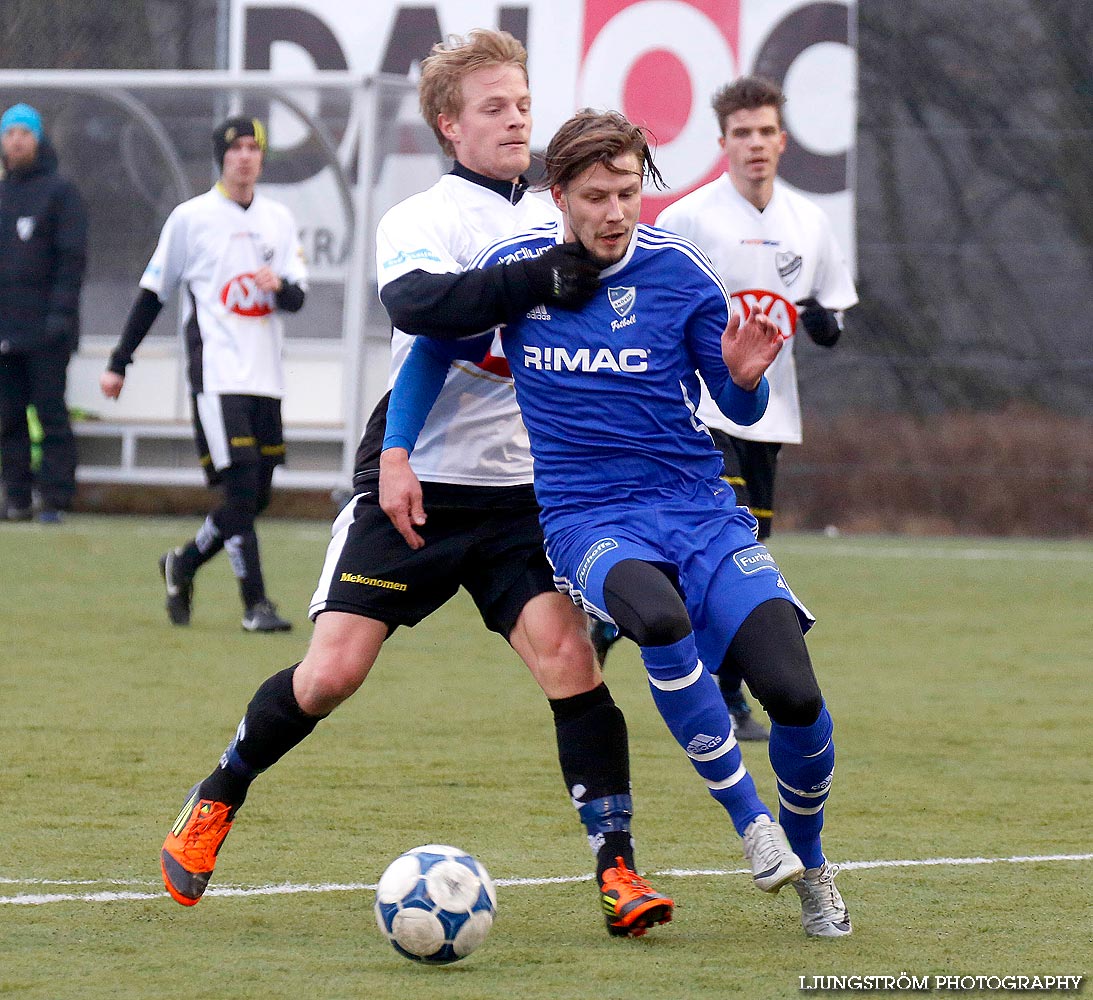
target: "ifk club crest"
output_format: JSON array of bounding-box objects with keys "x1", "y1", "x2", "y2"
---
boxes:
[{"x1": 608, "y1": 286, "x2": 636, "y2": 317}]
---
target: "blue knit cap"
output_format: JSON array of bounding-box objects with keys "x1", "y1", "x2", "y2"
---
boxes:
[{"x1": 1, "y1": 103, "x2": 43, "y2": 139}]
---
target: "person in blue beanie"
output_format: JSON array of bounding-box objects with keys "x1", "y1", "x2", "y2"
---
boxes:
[{"x1": 0, "y1": 103, "x2": 88, "y2": 523}]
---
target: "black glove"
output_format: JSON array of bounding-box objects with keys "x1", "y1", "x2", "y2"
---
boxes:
[
  {"x1": 795, "y1": 297, "x2": 841, "y2": 347},
  {"x1": 516, "y1": 242, "x2": 601, "y2": 311}
]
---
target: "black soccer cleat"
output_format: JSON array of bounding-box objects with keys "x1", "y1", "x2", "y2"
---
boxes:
[
  {"x1": 730, "y1": 710, "x2": 770, "y2": 741},
  {"x1": 242, "y1": 598, "x2": 292, "y2": 633},
  {"x1": 724, "y1": 686, "x2": 769, "y2": 741},
  {"x1": 159, "y1": 549, "x2": 194, "y2": 626}
]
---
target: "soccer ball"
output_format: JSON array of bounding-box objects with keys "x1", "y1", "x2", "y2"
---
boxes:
[{"x1": 374, "y1": 845, "x2": 497, "y2": 964}]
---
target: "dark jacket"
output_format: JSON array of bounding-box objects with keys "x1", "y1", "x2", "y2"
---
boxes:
[{"x1": 0, "y1": 135, "x2": 88, "y2": 354}]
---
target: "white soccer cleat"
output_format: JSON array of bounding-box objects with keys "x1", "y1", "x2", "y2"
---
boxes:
[
  {"x1": 742, "y1": 814, "x2": 805, "y2": 893},
  {"x1": 793, "y1": 862, "x2": 852, "y2": 937}
]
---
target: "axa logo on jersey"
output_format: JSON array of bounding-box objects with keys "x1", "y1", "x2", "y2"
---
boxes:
[
  {"x1": 221, "y1": 274, "x2": 275, "y2": 316},
  {"x1": 731, "y1": 288, "x2": 798, "y2": 338},
  {"x1": 523, "y1": 345, "x2": 649, "y2": 372}
]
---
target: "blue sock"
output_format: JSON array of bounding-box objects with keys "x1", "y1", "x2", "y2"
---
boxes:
[
  {"x1": 578, "y1": 794, "x2": 635, "y2": 877},
  {"x1": 199, "y1": 721, "x2": 260, "y2": 808},
  {"x1": 577, "y1": 793, "x2": 633, "y2": 838},
  {"x1": 221, "y1": 731, "x2": 261, "y2": 781},
  {"x1": 642, "y1": 635, "x2": 769, "y2": 835},
  {"x1": 768, "y1": 702, "x2": 835, "y2": 870}
]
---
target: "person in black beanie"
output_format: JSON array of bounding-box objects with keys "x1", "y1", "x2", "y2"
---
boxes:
[
  {"x1": 101, "y1": 115, "x2": 307, "y2": 632},
  {"x1": 0, "y1": 103, "x2": 88, "y2": 523}
]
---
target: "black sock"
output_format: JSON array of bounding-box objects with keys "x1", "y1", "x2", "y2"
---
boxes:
[
  {"x1": 175, "y1": 516, "x2": 224, "y2": 577},
  {"x1": 225, "y1": 529, "x2": 266, "y2": 608},
  {"x1": 199, "y1": 760, "x2": 252, "y2": 809},
  {"x1": 549, "y1": 683, "x2": 635, "y2": 878},
  {"x1": 200, "y1": 664, "x2": 324, "y2": 809},
  {"x1": 596, "y1": 832, "x2": 636, "y2": 881},
  {"x1": 549, "y1": 683, "x2": 631, "y2": 800}
]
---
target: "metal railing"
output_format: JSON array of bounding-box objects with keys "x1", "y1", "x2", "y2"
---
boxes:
[{"x1": 0, "y1": 70, "x2": 433, "y2": 489}]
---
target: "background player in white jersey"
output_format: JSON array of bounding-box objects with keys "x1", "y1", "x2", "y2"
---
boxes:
[
  {"x1": 657, "y1": 76, "x2": 858, "y2": 540},
  {"x1": 383, "y1": 109, "x2": 852, "y2": 938},
  {"x1": 593, "y1": 77, "x2": 860, "y2": 739},
  {"x1": 100, "y1": 117, "x2": 307, "y2": 633},
  {"x1": 156, "y1": 32, "x2": 673, "y2": 939}
]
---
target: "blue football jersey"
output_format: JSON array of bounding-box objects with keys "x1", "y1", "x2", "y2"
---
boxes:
[{"x1": 474, "y1": 223, "x2": 752, "y2": 518}]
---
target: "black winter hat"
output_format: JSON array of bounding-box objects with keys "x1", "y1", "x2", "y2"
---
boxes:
[{"x1": 213, "y1": 116, "x2": 267, "y2": 168}]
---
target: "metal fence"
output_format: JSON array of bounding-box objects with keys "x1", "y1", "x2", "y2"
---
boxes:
[
  {"x1": 0, "y1": 69, "x2": 439, "y2": 489},
  {"x1": 4, "y1": 0, "x2": 1091, "y2": 534}
]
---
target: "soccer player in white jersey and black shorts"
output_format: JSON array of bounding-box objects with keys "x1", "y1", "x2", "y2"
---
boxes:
[
  {"x1": 382, "y1": 109, "x2": 853, "y2": 939},
  {"x1": 101, "y1": 116, "x2": 307, "y2": 633},
  {"x1": 156, "y1": 31, "x2": 673, "y2": 940},
  {"x1": 656, "y1": 76, "x2": 858, "y2": 543}
]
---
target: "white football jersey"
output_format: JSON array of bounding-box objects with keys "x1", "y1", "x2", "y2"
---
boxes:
[
  {"x1": 140, "y1": 184, "x2": 307, "y2": 398},
  {"x1": 656, "y1": 174, "x2": 857, "y2": 444},
  {"x1": 376, "y1": 173, "x2": 559, "y2": 486}
]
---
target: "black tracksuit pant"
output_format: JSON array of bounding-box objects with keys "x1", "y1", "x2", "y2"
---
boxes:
[{"x1": 0, "y1": 348, "x2": 77, "y2": 510}]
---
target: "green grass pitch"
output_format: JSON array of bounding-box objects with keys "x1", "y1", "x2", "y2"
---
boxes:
[{"x1": 1, "y1": 516, "x2": 1089, "y2": 998}]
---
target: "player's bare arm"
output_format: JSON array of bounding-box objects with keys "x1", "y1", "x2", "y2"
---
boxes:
[
  {"x1": 379, "y1": 447, "x2": 427, "y2": 550},
  {"x1": 722, "y1": 310, "x2": 783, "y2": 390},
  {"x1": 251, "y1": 266, "x2": 307, "y2": 313},
  {"x1": 99, "y1": 370, "x2": 125, "y2": 399},
  {"x1": 252, "y1": 266, "x2": 282, "y2": 293}
]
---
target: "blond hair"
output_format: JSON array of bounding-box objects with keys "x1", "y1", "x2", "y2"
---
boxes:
[{"x1": 419, "y1": 29, "x2": 529, "y2": 157}]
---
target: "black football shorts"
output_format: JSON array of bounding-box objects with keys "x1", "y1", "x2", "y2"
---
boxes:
[
  {"x1": 709, "y1": 427, "x2": 781, "y2": 515},
  {"x1": 192, "y1": 392, "x2": 286, "y2": 485},
  {"x1": 308, "y1": 492, "x2": 556, "y2": 640}
]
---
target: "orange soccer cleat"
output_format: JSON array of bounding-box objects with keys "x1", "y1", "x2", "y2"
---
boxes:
[
  {"x1": 160, "y1": 785, "x2": 235, "y2": 906},
  {"x1": 599, "y1": 856, "x2": 674, "y2": 937}
]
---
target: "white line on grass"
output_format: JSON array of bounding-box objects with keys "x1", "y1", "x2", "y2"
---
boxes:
[
  {"x1": 0, "y1": 878, "x2": 152, "y2": 887},
  {"x1": 2, "y1": 852, "x2": 1090, "y2": 906}
]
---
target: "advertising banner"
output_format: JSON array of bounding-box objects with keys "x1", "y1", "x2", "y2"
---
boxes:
[{"x1": 230, "y1": 0, "x2": 855, "y2": 281}]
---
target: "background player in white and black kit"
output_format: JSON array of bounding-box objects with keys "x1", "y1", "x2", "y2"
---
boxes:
[
  {"x1": 157, "y1": 32, "x2": 673, "y2": 940},
  {"x1": 594, "y1": 77, "x2": 859, "y2": 739},
  {"x1": 657, "y1": 76, "x2": 858, "y2": 540},
  {"x1": 383, "y1": 109, "x2": 852, "y2": 938},
  {"x1": 101, "y1": 117, "x2": 307, "y2": 633}
]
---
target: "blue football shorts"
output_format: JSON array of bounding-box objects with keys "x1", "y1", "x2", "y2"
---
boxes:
[{"x1": 543, "y1": 477, "x2": 814, "y2": 672}]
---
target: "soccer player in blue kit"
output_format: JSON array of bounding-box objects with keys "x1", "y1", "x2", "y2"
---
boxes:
[{"x1": 381, "y1": 109, "x2": 852, "y2": 938}]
